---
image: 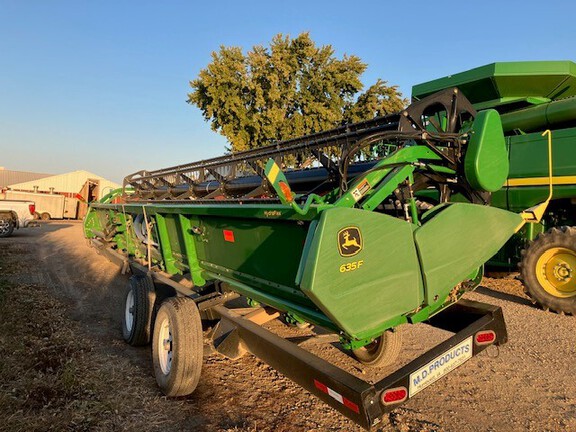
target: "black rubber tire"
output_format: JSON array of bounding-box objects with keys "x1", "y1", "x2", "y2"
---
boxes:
[
  {"x1": 152, "y1": 297, "x2": 203, "y2": 397},
  {"x1": 122, "y1": 276, "x2": 156, "y2": 346},
  {"x1": 0, "y1": 216, "x2": 15, "y2": 238},
  {"x1": 352, "y1": 329, "x2": 402, "y2": 367},
  {"x1": 519, "y1": 226, "x2": 576, "y2": 315},
  {"x1": 40, "y1": 213, "x2": 51, "y2": 221}
]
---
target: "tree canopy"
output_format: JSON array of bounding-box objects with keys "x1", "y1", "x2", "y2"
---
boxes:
[{"x1": 188, "y1": 33, "x2": 405, "y2": 152}]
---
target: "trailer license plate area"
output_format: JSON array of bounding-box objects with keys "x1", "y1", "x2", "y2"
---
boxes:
[{"x1": 409, "y1": 336, "x2": 473, "y2": 397}]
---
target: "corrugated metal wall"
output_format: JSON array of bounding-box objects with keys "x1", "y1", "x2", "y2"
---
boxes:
[{"x1": 7, "y1": 170, "x2": 120, "y2": 200}]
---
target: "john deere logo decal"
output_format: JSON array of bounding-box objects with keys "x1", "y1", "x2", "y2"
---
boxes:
[{"x1": 338, "y1": 227, "x2": 363, "y2": 257}]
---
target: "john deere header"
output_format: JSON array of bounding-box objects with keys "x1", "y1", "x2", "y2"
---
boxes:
[{"x1": 85, "y1": 87, "x2": 532, "y2": 354}]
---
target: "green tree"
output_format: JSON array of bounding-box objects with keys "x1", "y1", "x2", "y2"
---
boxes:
[{"x1": 188, "y1": 33, "x2": 405, "y2": 152}]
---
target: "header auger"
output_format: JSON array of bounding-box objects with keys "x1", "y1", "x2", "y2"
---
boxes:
[{"x1": 85, "y1": 86, "x2": 533, "y2": 429}]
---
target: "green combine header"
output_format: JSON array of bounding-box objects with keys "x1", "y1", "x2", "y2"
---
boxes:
[{"x1": 85, "y1": 83, "x2": 541, "y2": 429}]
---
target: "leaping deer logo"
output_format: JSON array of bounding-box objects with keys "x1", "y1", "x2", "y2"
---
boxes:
[
  {"x1": 338, "y1": 227, "x2": 362, "y2": 257},
  {"x1": 342, "y1": 231, "x2": 361, "y2": 250}
]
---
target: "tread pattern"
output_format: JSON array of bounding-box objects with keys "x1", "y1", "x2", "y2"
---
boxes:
[
  {"x1": 352, "y1": 329, "x2": 402, "y2": 367},
  {"x1": 152, "y1": 297, "x2": 203, "y2": 397},
  {"x1": 122, "y1": 276, "x2": 156, "y2": 346}
]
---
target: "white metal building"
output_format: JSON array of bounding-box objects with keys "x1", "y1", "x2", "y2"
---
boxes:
[{"x1": 8, "y1": 170, "x2": 120, "y2": 200}]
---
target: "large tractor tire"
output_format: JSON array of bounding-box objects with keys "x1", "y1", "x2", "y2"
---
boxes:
[
  {"x1": 152, "y1": 297, "x2": 203, "y2": 396},
  {"x1": 0, "y1": 216, "x2": 15, "y2": 238},
  {"x1": 122, "y1": 276, "x2": 156, "y2": 346},
  {"x1": 519, "y1": 226, "x2": 576, "y2": 315},
  {"x1": 352, "y1": 329, "x2": 401, "y2": 367}
]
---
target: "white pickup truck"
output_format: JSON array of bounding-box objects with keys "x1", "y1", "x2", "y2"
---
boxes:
[{"x1": 0, "y1": 200, "x2": 35, "y2": 238}]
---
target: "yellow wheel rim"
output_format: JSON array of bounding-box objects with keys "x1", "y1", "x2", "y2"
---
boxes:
[{"x1": 536, "y1": 247, "x2": 576, "y2": 298}]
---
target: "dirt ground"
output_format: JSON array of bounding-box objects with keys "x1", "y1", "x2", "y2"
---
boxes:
[{"x1": 1, "y1": 222, "x2": 575, "y2": 432}]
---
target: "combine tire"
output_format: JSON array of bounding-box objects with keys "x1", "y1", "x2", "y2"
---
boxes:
[
  {"x1": 152, "y1": 297, "x2": 203, "y2": 396},
  {"x1": 519, "y1": 226, "x2": 576, "y2": 315},
  {"x1": 122, "y1": 276, "x2": 156, "y2": 346},
  {"x1": 352, "y1": 329, "x2": 401, "y2": 367},
  {"x1": 0, "y1": 216, "x2": 14, "y2": 238}
]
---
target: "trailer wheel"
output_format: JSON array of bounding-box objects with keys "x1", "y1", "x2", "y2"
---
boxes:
[
  {"x1": 122, "y1": 276, "x2": 156, "y2": 346},
  {"x1": 519, "y1": 226, "x2": 576, "y2": 315},
  {"x1": 152, "y1": 297, "x2": 203, "y2": 396},
  {"x1": 0, "y1": 216, "x2": 14, "y2": 238},
  {"x1": 40, "y1": 212, "x2": 51, "y2": 221},
  {"x1": 352, "y1": 329, "x2": 401, "y2": 367}
]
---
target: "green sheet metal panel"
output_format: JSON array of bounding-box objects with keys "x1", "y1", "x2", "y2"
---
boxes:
[
  {"x1": 412, "y1": 61, "x2": 576, "y2": 104},
  {"x1": 299, "y1": 207, "x2": 423, "y2": 340},
  {"x1": 464, "y1": 110, "x2": 509, "y2": 192},
  {"x1": 506, "y1": 186, "x2": 576, "y2": 213},
  {"x1": 414, "y1": 203, "x2": 523, "y2": 305},
  {"x1": 194, "y1": 216, "x2": 310, "y2": 299},
  {"x1": 508, "y1": 127, "x2": 576, "y2": 179}
]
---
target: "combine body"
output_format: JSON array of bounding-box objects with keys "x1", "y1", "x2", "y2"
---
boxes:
[
  {"x1": 85, "y1": 87, "x2": 524, "y2": 429},
  {"x1": 413, "y1": 61, "x2": 576, "y2": 314}
]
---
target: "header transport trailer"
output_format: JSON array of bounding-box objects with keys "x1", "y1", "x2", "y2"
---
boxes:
[
  {"x1": 413, "y1": 61, "x2": 576, "y2": 315},
  {"x1": 84, "y1": 88, "x2": 541, "y2": 429}
]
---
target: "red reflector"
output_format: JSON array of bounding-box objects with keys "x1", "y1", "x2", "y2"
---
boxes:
[
  {"x1": 223, "y1": 230, "x2": 235, "y2": 242},
  {"x1": 342, "y1": 397, "x2": 360, "y2": 414},
  {"x1": 475, "y1": 330, "x2": 496, "y2": 345},
  {"x1": 28, "y1": 204, "x2": 35, "y2": 215},
  {"x1": 279, "y1": 181, "x2": 293, "y2": 203},
  {"x1": 381, "y1": 387, "x2": 408, "y2": 405},
  {"x1": 313, "y1": 379, "x2": 328, "y2": 393},
  {"x1": 313, "y1": 379, "x2": 360, "y2": 414}
]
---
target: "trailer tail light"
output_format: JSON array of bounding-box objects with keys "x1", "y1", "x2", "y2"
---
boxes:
[
  {"x1": 475, "y1": 330, "x2": 496, "y2": 345},
  {"x1": 381, "y1": 387, "x2": 408, "y2": 405},
  {"x1": 29, "y1": 204, "x2": 35, "y2": 215}
]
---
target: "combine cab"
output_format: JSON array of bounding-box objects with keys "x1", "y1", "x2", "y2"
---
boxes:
[{"x1": 85, "y1": 88, "x2": 531, "y2": 429}]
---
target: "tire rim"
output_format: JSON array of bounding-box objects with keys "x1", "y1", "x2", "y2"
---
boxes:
[
  {"x1": 125, "y1": 290, "x2": 135, "y2": 332},
  {"x1": 0, "y1": 219, "x2": 10, "y2": 235},
  {"x1": 157, "y1": 316, "x2": 173, "y2": 375},
  {"x1": 536, "y1": 247, "x2": 576, "y2": 298}
]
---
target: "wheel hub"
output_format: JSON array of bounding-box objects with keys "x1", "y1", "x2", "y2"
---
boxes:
[
  {"x1": 553, "y1": 263, "x2": 572, "y2": 282},
  {"x1": 157, "y1": 318, "x2": 173, "y2": 375},
  {"x1": 536, "y1": 247, "x2": 576, "y2": 298},
  {"x1": 124, "y1": 290, "x2": 135, "y2": 332},
  {"x1": 0, "y1": 219, "x2": 10, "y2": 234}
]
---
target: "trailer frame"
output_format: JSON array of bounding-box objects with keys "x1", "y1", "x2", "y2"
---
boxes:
[{"x1": 94, "y1": 240, "x2": 507, "y2": 431}]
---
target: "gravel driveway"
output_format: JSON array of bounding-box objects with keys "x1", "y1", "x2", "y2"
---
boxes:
[{"x1": 1, "y1": 222, "x2": 574, "y2": 431}]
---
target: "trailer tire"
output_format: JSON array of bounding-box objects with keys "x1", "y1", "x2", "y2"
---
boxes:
[
  {"x1": 0, "y1": 216, "x2": 15, "y2": 238},
  {"x1": 519, "y1": 226, "x2": 576, "y2": 315},
  {"x1": 122, "y1": 276, "x2": 156, "y2": 346},
  {"x1": 40, "y1": 212, "x2": 51, "y2": 221},
  {"x1": 152, "y1": 297, "x2": 203, "y2": 397},
  {"x1": 352, "y1": 329, "x2": 401, "y2": 367}
]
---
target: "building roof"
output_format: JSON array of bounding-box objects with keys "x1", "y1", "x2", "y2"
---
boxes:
[{"x1": 0, "y1": 167, "x2": 53, "y2": 188}]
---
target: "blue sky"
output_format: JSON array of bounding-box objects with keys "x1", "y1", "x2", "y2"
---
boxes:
[{"x1": 1, "y1": 1, "x2": 574, "y2": 183}]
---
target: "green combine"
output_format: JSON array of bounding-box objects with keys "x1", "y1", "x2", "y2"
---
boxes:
[
  {"x1": 85, "y1": 86, "x2": 536, "y2": 429},
  {"x1": 413, "y1": 61, "x2": 576, "y2": 315}
]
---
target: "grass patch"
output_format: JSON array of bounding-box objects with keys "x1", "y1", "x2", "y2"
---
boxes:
[{"x1": 0, "y1": 252, "x2": 185, "y2": 432}]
